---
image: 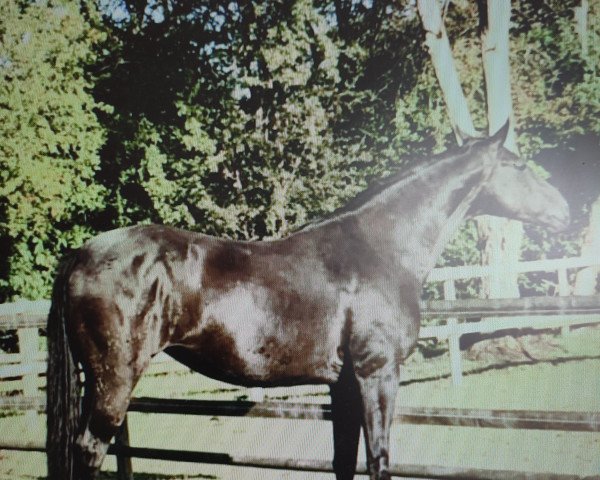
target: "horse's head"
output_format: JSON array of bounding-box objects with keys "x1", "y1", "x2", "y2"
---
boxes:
[{"x1": 469, "y1": 125, "x2": 570, "y2": 232}]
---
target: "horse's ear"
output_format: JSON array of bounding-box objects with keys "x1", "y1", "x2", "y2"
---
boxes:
[
  {"x1": 454, "y1": 127, "x2": 470, "y2": 145},
  {"x1": 454, "y1": 126, "x2": 482, "y2": 145},
  {"x1": 490, "y1": 120, "x2": 511, "y2": 146}
]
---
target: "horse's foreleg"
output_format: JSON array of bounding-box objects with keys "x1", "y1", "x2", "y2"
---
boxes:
[
  {"x1": 330, "y1": 355, "x2": 363, "y2": 480},
  {"x1": 356, "y1": 362, "x2": 400, "y2": 480}
]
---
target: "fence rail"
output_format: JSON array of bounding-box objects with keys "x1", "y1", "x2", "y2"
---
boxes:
[
  {"x1": 2, "y1": 395, "x2": 599, "y2": 433},
  {"x1": 425, "y1": 254, "x2": 600, "y2": 282}
]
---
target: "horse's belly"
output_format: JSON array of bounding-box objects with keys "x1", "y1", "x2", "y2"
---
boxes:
[
  {"x1": 166, "y1": 342, "x2": 341, "y2": 387},
  {"x1": 174, "y1": 285, "x2": 345, "y2": 387}
]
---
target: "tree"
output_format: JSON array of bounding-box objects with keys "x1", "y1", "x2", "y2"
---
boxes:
[
  {"x1": 415, "y1": 0, "x2": 523, "y2": 301},
  {"x1": 416, "y1": 0, "x2": 478, "y2": 141},
  {"x1": 477, "y1": 0, "x2": 523, "y2": 300},
  {"x1": 0, "y1": 0, "x2": 107, "y2": 301},
  {"x1": 575, "y1": 0, "x2": 590, "y2": 58},
  {"x1": 573, "y1": 0, "x2": 600, "y2": 295},
  {"x1": 1, "y1": 0, "x2": 597, "y2": 302},
  {"x1": 93, "y1": 0, "x2": 364, "y2": 240},
  {"x1": 574, "y1": 197, "x2": 600, "y2": 294}
]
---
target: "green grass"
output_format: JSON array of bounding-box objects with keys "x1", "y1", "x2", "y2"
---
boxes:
[{"x1": 1, "y1": 327, "x2": 599, "y2": 479}]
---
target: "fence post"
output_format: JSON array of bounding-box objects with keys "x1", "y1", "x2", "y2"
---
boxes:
[
  {"x1": 557, "y1": 268, "x2": 571, "y2": 336},
  {"x1": 443, "y1": 280, "x2": 462, "y2": 386},
  {"x1": 17, "y1": 326, "x2": 40, "y2": 422},
  {"x1": 574, "y1": 196, "x2": 600, "y2": 296},
  {"x1": 115, "y1": 415, "x2": 133, "y2": 480}
]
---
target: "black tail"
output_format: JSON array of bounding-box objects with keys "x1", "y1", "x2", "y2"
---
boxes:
[{"x1": 46, "y1": 252, "x2": 81, "y2": 480}]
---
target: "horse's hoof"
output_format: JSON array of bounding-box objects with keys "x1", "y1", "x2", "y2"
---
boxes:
[{"x1": 370, "y1": 470, "x2": 391, "y2": 480}]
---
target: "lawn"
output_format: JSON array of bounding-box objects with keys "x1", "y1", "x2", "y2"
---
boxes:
[{"x1": 1, "y1": 327, "x2": 599, "y2": 480}]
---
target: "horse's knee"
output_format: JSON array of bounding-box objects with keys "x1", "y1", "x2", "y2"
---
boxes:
[{"x1": 88, "y1": 398, "x2": 128, "y2": 440}]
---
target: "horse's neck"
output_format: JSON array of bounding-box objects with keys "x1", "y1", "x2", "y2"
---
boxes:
[{"x1": 359, "y1": 151, "x2": 488, "y2": 281}]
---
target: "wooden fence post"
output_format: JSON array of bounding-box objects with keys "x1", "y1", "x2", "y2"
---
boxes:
[
  {"x1": 574, "y1": 196, "x2": 600, "y2": 296},
  {"x1": 557, "y1": 268, "x2": 571, "y2": 336},
  {"x1": 17, "y1": 326, "x2": 39, "y2": 422},
  {"x1": 115, "y1": 415, "x2": 133, "y2": 480},
  {"x1": 443, "y1": 280, "x2": 462, "y2": 385}
]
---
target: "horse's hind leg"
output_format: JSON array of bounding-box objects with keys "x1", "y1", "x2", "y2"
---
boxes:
[
  {"x1": 330, "y1": 355, "x2": 363, "y2": 480},
  {"x1": 75, "y1": 358, "x2": 140, "y2": 480},
  {"x1": 71, "y1": 301, "x2": 152, "y2": 479}
]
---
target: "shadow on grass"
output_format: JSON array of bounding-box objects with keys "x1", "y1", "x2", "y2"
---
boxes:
[
  {"x1": 96, "y1": 473, "x2": 217, "y2": 479},
  {"x1": 29, "y1": 473, "x2": 218, "y2": 480},
  {"x1": 399, "y1": 354, "x2": 600, "y2": 386},
  {"x1": 24, "y1": 472, "x2": 217, "y2": 480},
  {"x1": 27, "y1": 476, "x2": 217, "y2": 480}
]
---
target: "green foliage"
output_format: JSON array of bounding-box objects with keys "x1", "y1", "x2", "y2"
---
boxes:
[
  {"x1": 0, "y1": 0, "x2": 598, "y2": 303},
  {"x1": 511, "y1": 11, "x2": 600, "y2": 155},
  {"x1": 95, "y1": 0, "x2": 367, "y2": 239},
  {"x1": 0, "y1": 0, "x2": 107, "y2": 301},
  {"x1": 391, "y1": 0, "x2": 600, "y2": 158}
]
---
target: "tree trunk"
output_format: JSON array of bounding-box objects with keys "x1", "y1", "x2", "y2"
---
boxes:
[
  {"x1": 574, "y1": 0, "x2": 589, "y2": 58},
  {"x1": 477, "y1": 217, "x2": 522, "y2": 298},
  {"x1": 480, "y1": 0, "x2": 518, "y2": 152},
  {"x1": 574, "y1": 196, "x2": 600, "y2": 295},
  {"x1": 416, "y1": 0, "x2": 478, "y2": 142},
  {"x1": 478, "y1": 0, "x2": 523, "y2": 301}
]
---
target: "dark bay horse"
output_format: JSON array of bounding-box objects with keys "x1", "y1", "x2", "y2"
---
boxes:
[{"x1": 46, "y1": 123, "x2": 570, "y2": 480}]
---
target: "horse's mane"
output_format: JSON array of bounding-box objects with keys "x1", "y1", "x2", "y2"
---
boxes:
[{"x1": 296, "y1": 139, "x2": 479, "y2": 231}]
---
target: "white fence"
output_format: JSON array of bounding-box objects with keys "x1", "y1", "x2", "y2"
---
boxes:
[{"x1": 422, "y1": 254, "x2": 600, "y2": 384}]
